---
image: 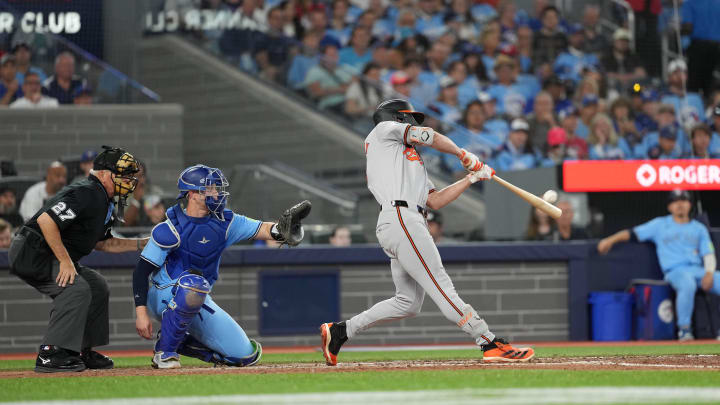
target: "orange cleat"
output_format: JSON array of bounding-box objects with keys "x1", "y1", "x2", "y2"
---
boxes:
[
  {"x1": 320, "y1": 322, "x2": 348, "y2": 366},
  {"x1": 481, "y1": 337, "x2": 535, "y2": 363}
]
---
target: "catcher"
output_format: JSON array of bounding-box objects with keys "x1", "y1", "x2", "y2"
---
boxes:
[{"x1": 132, "y1": 164, "x2": 310, "y2": 368}]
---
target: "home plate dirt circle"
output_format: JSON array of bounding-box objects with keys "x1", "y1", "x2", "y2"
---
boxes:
[{"x1": 1, "y1": 355, "x2": 718, "y2": 378}]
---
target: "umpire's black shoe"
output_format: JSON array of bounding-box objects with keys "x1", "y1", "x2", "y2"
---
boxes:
[
  {"x1": 320, "y1": 321, "x2": 348, "y2": 366},
  {"x1": 34, "y1": 345, "x2": 86, "y2": 373},
  {"x1": 80, "y1": 349, "x2": 114, "y2": 369}
]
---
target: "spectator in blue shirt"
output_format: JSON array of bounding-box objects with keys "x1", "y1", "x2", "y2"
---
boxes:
[
  {"x1": 661, "y1": 59, "x2": 705, "y2": 131},
  {"x1": 598, "y1": 189, "x2": 720, "y2": 340},
  {"x1": 645, "y1": 126, "x2": 686, "y2": 160},
  {"x1": 42, "y1": 52, "x2": 85, "y2": 105},
  {"x1": 338, "y1": 26, "x2": 373, "y2": 74},
  {"x1": 428, "y1": 76, "x2": 462, "y2": 129},
  {"x1": 287, "y1": 29, "x2": 322, "y2": 90},
  {"x1": 493, "y1": 118, "x2": 541, "y2": 171},
  {"x1": 478, "y1": 91, "x2": 511, "y2": 143},
  {"x1": 470, "y1": 1, "x2": 497, "y2": 25},
  {"x1": 0, "y1": 54, "x2": 22, "y2": 106},
  {"x1": 689, "y1": 123, "x2": 716, "y2": 159},
  {"x1": 480, "y1": 24, "x2": 502, "y2": 82},
  {"x1": 681, "y1": 0, "x2": 720, "y2": 97},
  {"x1": 326, "y1": 0, "x2": 353, "y2": 46},
  {"x1": 12, "y1": 42, "x2": 46, "y2": 86},
  {"x1": 543, "y1": 75, "x2": 571, "y2": 113},
  {"x1": 640, "y1": 104, "x2": 690, "y2": 159},
  {"x1": 588, "y1": 113, "x2": 632, "y2": 160},
  {"x1": 487, "y1": 54, "x2": 539, "y2": 118},
  {"x1": 609, "y1": 97, "x2": 643, "y2": 157},
  {"x1": 576, "y1": 94, "x2": 599, "y2": 140},
  {"x1": 446, "y1": 60, "x2": 477, "y2": 109},
  {"x1": 553, "y1": 23, "x2": 599, "y2": 84},
  {"x1": 634, "y1": 88, "x2": 660, "y2": 136},
  {"x1": 444, "y1": 101, "x2": 501, "y2": 177},
  {"x1": 415, "y1": 0, "x2": 446, "y2": 40}
]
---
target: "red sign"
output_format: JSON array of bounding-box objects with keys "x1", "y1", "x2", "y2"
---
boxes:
[{"x1": 563, "y1": 160, "x2": 720, "y2": 192}]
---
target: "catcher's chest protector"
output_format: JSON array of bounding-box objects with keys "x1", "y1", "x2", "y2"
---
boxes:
[{"x1": 164, "y1": 204, "x2": 232, "y2": 285}]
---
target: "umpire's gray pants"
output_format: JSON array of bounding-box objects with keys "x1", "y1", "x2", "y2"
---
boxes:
[{"x1": 9, "y1": 237, "x2": 110, "y2": 352}]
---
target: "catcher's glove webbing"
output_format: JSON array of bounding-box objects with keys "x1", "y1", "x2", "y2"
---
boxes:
[{"x1": 271, "y1": 200, "x2": 311, "y2": 246}]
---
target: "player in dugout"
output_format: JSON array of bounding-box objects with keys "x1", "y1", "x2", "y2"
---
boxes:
[
  {"x1": 597, "y1": 189, "x2": 720, "y2": 340},
  {"x1": 8, "y1": 146, "x2": 149, "y2": 372}
]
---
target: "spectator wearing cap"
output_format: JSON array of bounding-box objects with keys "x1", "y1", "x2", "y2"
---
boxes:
[
  {"x1": 493, "y1": 118, "x2": 542, "y2": 171},
  {"x1": 338, "y1": 26, "x2": 373, "y2": 73},
  {"x1": 389, "y1": 70, "x2": 412, "y2": 97},
  {"x1": 681, "y1": 0, "x2": 720, "y2": 97},
  {"x1": 444, "y1": 100, "x2": 502, "y2": 177},
  {"x1": 12, "y1": 43, "x2": 47, "y2": 86},
  {"x1": 303, "y1": 36, "x2": 355, "y2": 114},
  {"x1": 415, "y1": 0, "x2": 446, "y2": 40},
  {"x1": 72, "y1": 150, "x2": 98, "y2": 184},
  {"x1": 639, "y1": 104, "x2": 689, "y2": 159},
  {"x1": 708, "y1": 104, "x2": 720, "y2": 157},
  {"x1": 487, "y1": 55, "x2": 538, "y2": 118},
  {"x1": 42, "y1": 52, "x2": 86, "y2": 105},
  {"x1": 0, "y1": 54, "x2": 22, "y2": 106},
  {"x1": 576, "y1": 94, "x2": 599, "y2": 140},
  {"x1": 19, "y1": 162, "x2": 68, "y2": 222},
  {"x1": 0, "y1": 187, "x2": 23, "y2": 228},
  {"x1": 477, "y1": 91, "x2": 510, "y2": 142},
  {"x1": 428, "y1": 76, "x2": 461, "y2": 127},
  {"x1": 598, "y1": 189, "x2": 720, "y2": 341},
  {"x1": 470, "y1": 0, "x2": 497, "y2": 25},
  {"x1": 609, "y1": 97, "x2": 642, "y2": 155},
  {"x1": 661, "y1": 59, "x2": 705, "y2": 131},
  {"x1": 600, "y1": 28, "x2": 645, "y2": 91},
  {"x1": 531, "y1": 6, "x2": 567, "y2": 71},
  {"x1": 543, "y1": 75, "x2": 571, "y2": 113},
  {"x1": 254, "y1": 6, "x2": 296, "y2": 82},
  {"x1": 634, "y1": 88, "x2": 660, "y2": 136},
  {"x1": 9, "y1": 72, "x2": 59, "y2": 109},
  {"x1": 543, "y1": 126, "x2": 568, "y2": 165},
  {"x1": 345, "y1": 62, "x2": 385, "y2": 132},
  {"x1": 553, "y1": 23, "x2": 599, "y2": 85},
  {"x1": 581, "y1": 4, "x2": 607, "y2": 58},
  {"x1": 287, "y1": 29, "x2": 322, "y2": 90},
  {"x1": 587, "y1": 113, "x2": 631, "y2": 160},
  {"x1": 689, "y1": 124, "x2": 716, "y2": 159},
  {"x1": 558, "y1": 106, "x2": 588, "y2": 160},
  {"x1": 527, "y1": 91, "x2": 557, "y2": 150}
]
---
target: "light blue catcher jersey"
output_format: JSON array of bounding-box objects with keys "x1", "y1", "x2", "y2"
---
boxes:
[
  {"x1": 634, "y1": 216, "x2": 715, "y2": 273},
  {"x1": 141, "y1": 205, "x2": 262, "y2": 286}
]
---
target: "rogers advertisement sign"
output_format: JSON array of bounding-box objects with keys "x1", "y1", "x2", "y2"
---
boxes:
[{"x1": 563, "y1": 160, "x2": 720, "y2": 192}]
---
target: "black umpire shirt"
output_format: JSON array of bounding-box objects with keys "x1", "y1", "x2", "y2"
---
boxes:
[{"x1": 25, "y1": 175, "x2": 114, "y2": 262}]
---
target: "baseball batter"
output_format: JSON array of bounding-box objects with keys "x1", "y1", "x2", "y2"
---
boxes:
[{"x1": 320, "y1": 99, "x2": 535, "y2": 364}]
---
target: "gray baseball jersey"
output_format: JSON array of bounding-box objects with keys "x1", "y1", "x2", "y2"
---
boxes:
[
  {"x1": 364, "y1": 121, "x2": 435, "y2": 207},
  {"x1": 346, "y1": 121, "x2": 495, "y2": 347}
]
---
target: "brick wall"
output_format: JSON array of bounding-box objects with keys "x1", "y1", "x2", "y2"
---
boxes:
[
  {"x1": 0, "y1": 105, "x2": 183, "y2": 193},
  {"x1": 0, "y1": 261, "x2": 567, "y2": 353}
]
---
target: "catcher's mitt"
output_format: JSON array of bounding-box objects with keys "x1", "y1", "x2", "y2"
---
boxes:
[{"x1": 275, "y1": 200, "x2": 312, "y2": 246}]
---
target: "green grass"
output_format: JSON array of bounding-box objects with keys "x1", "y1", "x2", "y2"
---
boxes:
[{"x1": 1, "y1": 345, "x2": 719, "y2": 402}]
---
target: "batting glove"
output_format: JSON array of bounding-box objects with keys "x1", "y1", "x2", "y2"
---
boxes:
[
  {"x1": 459, "y1": 149, "x2": 482, "y2": 172},
  {"x1": 468, "y1": 163, "x2": 495, "y2": 183}
]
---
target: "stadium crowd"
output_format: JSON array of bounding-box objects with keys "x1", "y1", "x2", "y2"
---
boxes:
[{"x1": 167, "y1": 0, "x2": 720, "y2": 174}]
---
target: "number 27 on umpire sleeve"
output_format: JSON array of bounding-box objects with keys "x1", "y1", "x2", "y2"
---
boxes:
[{"x1": 51, "y1": 202, "x2": 76, "y2": 221}]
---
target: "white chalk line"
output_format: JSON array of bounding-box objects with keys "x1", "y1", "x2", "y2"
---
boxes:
[{"x1": 5, "y1": 387, "x2": 720, "y2": 404}]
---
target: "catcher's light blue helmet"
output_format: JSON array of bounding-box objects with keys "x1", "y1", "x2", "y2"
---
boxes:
[{"x1": 177, "y1": 164, "x2": 229, "y2": 220}]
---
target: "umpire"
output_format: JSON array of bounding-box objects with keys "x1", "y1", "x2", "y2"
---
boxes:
[{"x1": 8, "y1": 146, "x2": 149, "y2": 373}]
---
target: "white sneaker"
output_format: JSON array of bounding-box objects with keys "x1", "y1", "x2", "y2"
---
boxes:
[{"x1": 152, "y1": 351, "x2": 181, "y2": 369}]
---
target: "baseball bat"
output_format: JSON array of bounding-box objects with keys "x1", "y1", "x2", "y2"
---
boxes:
[{"x1": 492, "y1": 175, "x2": 563, "y2": 219}]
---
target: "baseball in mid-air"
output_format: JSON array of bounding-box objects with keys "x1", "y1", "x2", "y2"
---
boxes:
[{"x1": 542, "y1": 190, "x2": 558, "y2": 204}]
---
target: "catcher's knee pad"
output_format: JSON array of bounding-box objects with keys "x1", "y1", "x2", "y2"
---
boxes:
[
  {"x1": 457, "y1": 304, "x2": 491, "y2": 345},
  {"x1": 156, "y1": 274, "x2": 211, "y2": 353}
]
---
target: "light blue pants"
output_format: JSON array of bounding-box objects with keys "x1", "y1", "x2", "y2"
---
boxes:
[
  {"x1": 147, "y1": 283, "x2": 254, "y2": 358},
  {"x1": 664, "y1": 266, "x2": 720, "y2": 328}
]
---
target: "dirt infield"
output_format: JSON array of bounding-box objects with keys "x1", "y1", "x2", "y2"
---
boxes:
[{"x1": 1, "y1": 354, "x2": 718, "y2": 378}]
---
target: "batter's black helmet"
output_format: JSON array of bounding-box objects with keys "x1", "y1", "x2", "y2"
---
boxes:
[{"x1": 373, "y1": 99, "x2": 425, "y2": 126}]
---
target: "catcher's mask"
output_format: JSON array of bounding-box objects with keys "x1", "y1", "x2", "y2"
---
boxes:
[
  {"x1": 176, "y1": 164, "x2": 229, "y2": 221},
  {"x1": 373, "y1": 99, "x2": 425, "y2": 126},
  {"x1": 93, "y1": 146, "x2": 140, "y2": 197}
]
